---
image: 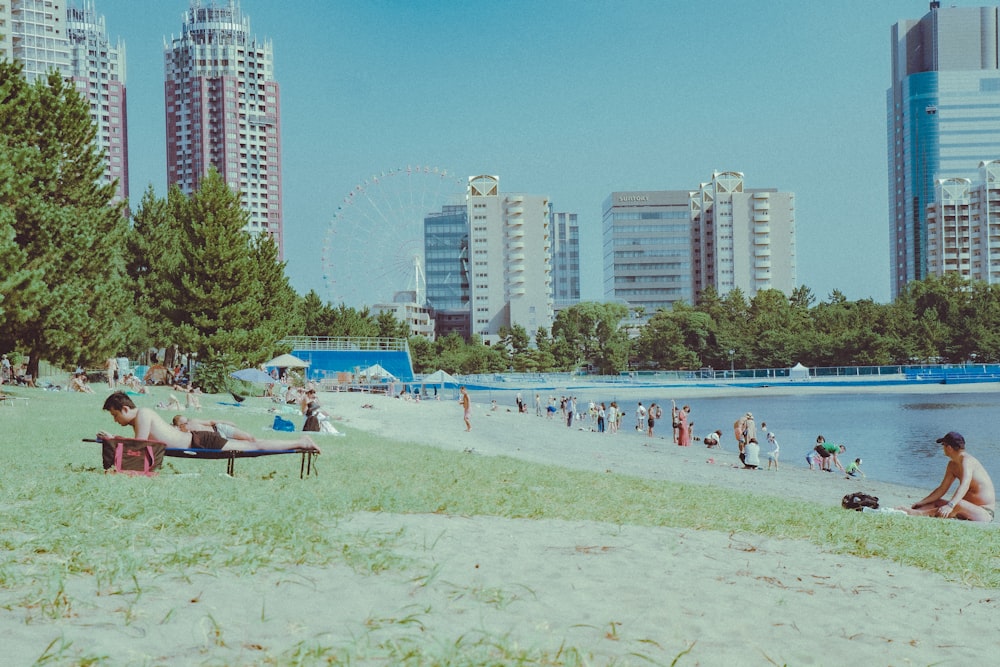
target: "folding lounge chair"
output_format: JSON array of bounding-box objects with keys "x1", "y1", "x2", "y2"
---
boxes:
[
  {"x1": 85, "y1": 438, "x2": 317, "y2": 478},
  {"x1": 163, "y1": 446, "x2": 318, "y2": 478}
]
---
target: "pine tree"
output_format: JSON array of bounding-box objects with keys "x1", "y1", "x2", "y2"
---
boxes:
[
  {"x1": 129, "y1": 169, "x2": 302, "y2": 381},
  {"x1": 0, "y1": 62, "x2": 132, "y2": 375}
]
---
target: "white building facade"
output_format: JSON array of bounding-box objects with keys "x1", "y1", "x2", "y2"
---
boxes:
[
  {"x1": 604, "y1": 171, "x2": 796, "y2": 313},
  {"x1": 164, "y1": 0, "x2": 283, "y2": 255},
  {"x1": 6, "y1": 0, "x2": 128, "y2": 202},
  {"x1": 372, "y1": 292, "x2": 436, "y2": 340},
  {"x1": 467, "y1": 175, "x2": 553, "y2": 344},
  {"x1": 926, "y1": 160, "x2": 1000, "y2": 283},
  {"x1": 691, "y1": 171, "x2": 796, "y2": 298}
]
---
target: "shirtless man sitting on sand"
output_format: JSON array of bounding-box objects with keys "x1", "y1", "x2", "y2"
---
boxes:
[
  {"x1": 100, "y1": 392, "x2": 320, "y2": 454},
  {"x1": 900, "y1": 431, "x2": 994, "y2": 522}
]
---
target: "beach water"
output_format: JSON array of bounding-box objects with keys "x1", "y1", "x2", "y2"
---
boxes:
[{"x1": 475, "y1": 388, "x2": 1000, "y2": 490}]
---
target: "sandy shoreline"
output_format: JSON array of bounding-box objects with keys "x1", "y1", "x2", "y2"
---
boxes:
[
  {"x1": 9, "y1": 383, "x2": 998, "y2": 665},
  {"x1": 328, "y1": 389, "x2": 933, "y2": 510}
]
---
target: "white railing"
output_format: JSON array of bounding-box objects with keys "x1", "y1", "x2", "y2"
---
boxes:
[{"x1": 281, "y1": 336, "x2": 410, "y2": 352}]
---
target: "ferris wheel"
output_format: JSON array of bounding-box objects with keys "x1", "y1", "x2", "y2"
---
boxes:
[{"x1": 322, "y1": 165, "x2": 467, "y2": 308}]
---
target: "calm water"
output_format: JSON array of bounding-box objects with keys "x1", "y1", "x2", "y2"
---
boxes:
[{"x1": 475, "y1": 388, "x2": 1000, "y2": 490}]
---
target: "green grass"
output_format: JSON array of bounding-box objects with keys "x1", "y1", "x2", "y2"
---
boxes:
[{"x1": 1, "y1": 387, "x2": 998, "y2": 664}]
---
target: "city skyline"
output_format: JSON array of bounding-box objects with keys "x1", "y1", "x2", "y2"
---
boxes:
[{"x1": 84, "y1": 0, "x2": 989, "y2": 306}]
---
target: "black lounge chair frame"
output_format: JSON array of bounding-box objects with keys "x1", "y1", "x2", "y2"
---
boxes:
[
  {"x1": 163, "y1": 447, "x2": 317, "y2": 478},
  {"x1": 85, "y1": 438, "x2": 317, "y2": 478}
]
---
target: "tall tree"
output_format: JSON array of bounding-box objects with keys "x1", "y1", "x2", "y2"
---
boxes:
[
  {"x1": 128, "y1": 169, "x2": 300, "y2": 376},
  {"x1": 551, "y1": 302, "x2": 630, "y2": 374},
  {"x1": 0, "y1": 63, "x2": 132, "y2": 374}
]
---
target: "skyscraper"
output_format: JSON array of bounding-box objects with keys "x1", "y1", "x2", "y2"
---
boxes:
[
  {"x1": 888, "y1": 3, "x2": 1000, "y2": 298},
  {"x1": 164, "y1": 0, "x2": 283, "y2": 255},
  {"x1": 466, "y1": 175, "x2": 553, "y2": 344},
  {"x1": 602, "y1": 190, "x2": 693, "y2": 314},
  {"x1": 691, "y1": 171, "x2": 796, "y2": 299},
  {"x1": 424, "y1": 204, "x2": 470, "y2": 338},
  {"x1": 6, "y1": 1, "x2": 128, "y2": 202},
  {"x1": 603, "y1": 171, "x2": 796, "y2": 313},
  {"x1": 67, "y1": 1, "x2": 128, "y2": 202},
  {"x1": 423, "y1": 176, "x2": 553, "y2": 343},
  {"x1": 926, "y1": 160, "x2": 1000, "y2": 282},
  {"x1": 550, "y1": 210, "x2": 581, "y2": 310}
]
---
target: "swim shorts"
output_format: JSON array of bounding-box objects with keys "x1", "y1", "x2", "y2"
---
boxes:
[{"x1": 190, "y1": 430, "x2": 228, "y2": 450}]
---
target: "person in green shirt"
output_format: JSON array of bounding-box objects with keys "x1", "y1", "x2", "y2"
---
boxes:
[
  {"x1": 812, "y1": 435, "x2": 846, "y2": 473},
  {"x1": 844, "y1": 457, "x2": 865, "y2": 479}
]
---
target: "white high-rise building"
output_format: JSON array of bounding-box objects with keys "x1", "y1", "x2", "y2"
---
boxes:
[
  {"x1": 691, "y1": 171, "x2": 796, "y2": 298},
  {"x1": 164, "y1": 0, "x2": 283, "y2": 255},
  {"x1": 926, "y1": 160, "x2": 1000, "y2": 283},
  {"x1": 9, "y1": 0, "x2": 70, "y2": 81},
  {"x1": 6, "y1": 1, "x2": 128, "y2": 202},
  {"x1": 604, "y1": 171, "x2": 796, "y2": 313},
  {"x1": 0, "y1": 4, "x2": 16, "y2": 62},
  {"x1": 466, "y1": 175, "x2": 553, "y2": 344},
  {"x1": 67, "y1": 1, "x2": 128, "y2": 202}
]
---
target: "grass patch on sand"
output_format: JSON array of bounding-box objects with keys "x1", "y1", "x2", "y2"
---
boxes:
[
  {"x1": 1, "y1": 388, "x2": 997, "y2": 664},
  {"x1": 3, "y1": 388, "x2": 997, "y2": 588}
]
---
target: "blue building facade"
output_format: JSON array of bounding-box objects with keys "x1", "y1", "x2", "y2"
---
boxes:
[{"x1": 888, "y1": 5, "x2": 1000, "y2": 298}]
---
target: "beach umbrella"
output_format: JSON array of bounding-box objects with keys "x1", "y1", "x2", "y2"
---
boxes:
[
  {"x1": 263, "y1": 353, "x2": 310, "y2": 368},
  {"x1": 230, "y1": 368, "x2": 276, "y2": 384}
]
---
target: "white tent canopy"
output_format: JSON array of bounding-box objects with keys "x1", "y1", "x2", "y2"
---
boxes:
[
  {"x1": 358, "y1": 363, "x2": 395, "y2": 380},
  {"x1": 263, "y1": 353, "x2": 310, "y2": 368},
  {"x1": 422, "y1": 369, "x2": 458, "y2": 386},
  {"x1": 789, "y1": 362, "x2": 809, "y2": 380}
]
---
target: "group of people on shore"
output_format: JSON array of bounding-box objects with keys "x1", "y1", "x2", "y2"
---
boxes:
[
  {"x1": 727, "y1": 412, "x2": 780, "y2": 471},
  {"x1": 458, "y1": 389, "x2": 995, "y2": 523}
]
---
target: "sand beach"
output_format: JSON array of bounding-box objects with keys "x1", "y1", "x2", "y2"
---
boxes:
[{"x1": 5, "y1": 381, "x2": 998, "y2": 665}]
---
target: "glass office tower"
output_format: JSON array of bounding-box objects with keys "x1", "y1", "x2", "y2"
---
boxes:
[{"x1": 888, "y1": 4, "x2": 1000, "y2": 298}]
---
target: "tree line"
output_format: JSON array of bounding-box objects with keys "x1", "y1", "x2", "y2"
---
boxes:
[{"x1": 3, "y1": 61, "x2": 996, "y2": 386}]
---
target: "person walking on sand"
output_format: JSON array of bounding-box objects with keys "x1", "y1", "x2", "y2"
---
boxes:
[
  {"x1": 900, "y1": 431, "x2": 995, "y2": 522},
  {"x1": 805, "y1": 448, "x2": 822, "y2": 470},
  {"x1": 460, "y1": 386, "x2": 472, "y2": 431},
  {"x1": 636, "y1": 402, "x2": 647, "y2": 432}
]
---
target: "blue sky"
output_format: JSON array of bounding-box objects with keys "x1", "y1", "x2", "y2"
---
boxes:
[{"x1": 92, "y1": 0, "x2": 978, "y2": 306}]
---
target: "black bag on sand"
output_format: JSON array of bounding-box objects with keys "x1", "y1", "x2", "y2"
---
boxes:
[{"x1": 842, "y1": 492, "x2": 880, "y2": 511}]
